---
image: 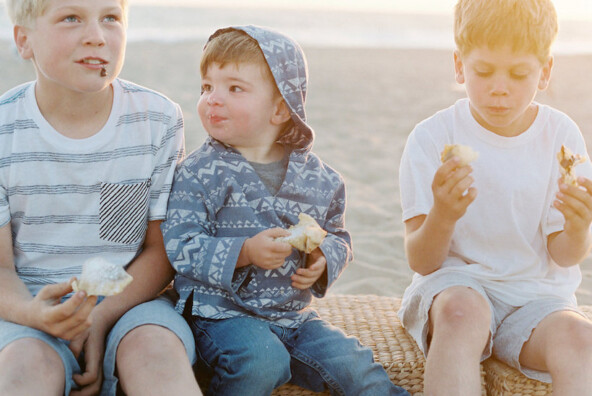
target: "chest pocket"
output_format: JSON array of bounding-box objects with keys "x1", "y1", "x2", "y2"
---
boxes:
[{"x1": 99, "y1": 180, "x2": 151, "y2": 244}]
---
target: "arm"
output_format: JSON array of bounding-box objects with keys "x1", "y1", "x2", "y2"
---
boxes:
[
  {"x1": 547, "y1": 178, "x2": 592, "y2": 267},
  {"x1": 405, "y1": 157, "x2": 477, "y2": 275},
  {"x1": 69, "y1": 220, "x2": 173, "y2": 395},
  {"x1": 162, "y1": 163, "x2": 251, "y2": 291},
  {"x1": 297, "y1": 181, "x2": 353, "y2": 297},
  {"x1": 0, "y1": 224, "x2": 96, "y2": 339}
]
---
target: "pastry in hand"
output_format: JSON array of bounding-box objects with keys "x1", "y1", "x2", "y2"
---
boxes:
[
  {"x1": 71, "y1": 257, "x2": 133, "y2": 296},
  {"x1": 557, "y1": 145, "x2": 586, "y2": 187},
  {"x1": 277, "y1": 213, "x2": 327, "y2": 254},
  {"x1": 441, "y1": 144, "x2": 479, "y2": 167}
]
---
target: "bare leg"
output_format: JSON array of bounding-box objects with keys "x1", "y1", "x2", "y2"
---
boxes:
[
  {"x1": 424, "y1": 286, "x2": 491, "y2": 396},
  {"x1": 116, "y1": 325, "x2": 202, "y2": 396},
  {"x1": 520, "y1": 310, "x2": 592, "y2": 396},
  {"x1": 0, "y1": 338, "x2": 65, "y2": 396}
]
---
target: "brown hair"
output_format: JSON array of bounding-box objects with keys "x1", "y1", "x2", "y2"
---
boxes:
[{"x1": 201, "y1": 29, "x2": 276, "y2": 87}]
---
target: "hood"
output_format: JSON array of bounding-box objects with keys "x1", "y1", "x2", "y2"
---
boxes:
[{"x1": 207, "y1": 25, "x2": 314, "y2": 151}]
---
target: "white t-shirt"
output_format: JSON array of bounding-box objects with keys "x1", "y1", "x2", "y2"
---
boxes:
[
  {"x1": 0, "y1": 79, "x2": 184, "y2": 295},
  {"x1": 400, "y1": 98, "x2": 592, "y2": 305}
]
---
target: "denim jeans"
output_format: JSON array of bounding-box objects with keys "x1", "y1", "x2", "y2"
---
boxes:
[{"x1": 190, "y1": 316, "x2": 409, "y2": 396}]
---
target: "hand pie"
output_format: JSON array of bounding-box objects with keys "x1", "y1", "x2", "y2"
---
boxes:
[
  {"x1": 71, "y1": 257, "x2": 133, "y2": 296},
  {"x1": 441, "y1": 144, "x2": 479, "y2": 167},
  {"x1": 557, "y1": 145, "x2": 586, "y2": 186},
  {"x1": 277, "y1": 213, "x2": 327, "y2": 254}
]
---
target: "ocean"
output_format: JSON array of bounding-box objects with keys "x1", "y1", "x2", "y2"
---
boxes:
[{"x1": 0, "y1": 3, "x2": 590, "y2": 54}]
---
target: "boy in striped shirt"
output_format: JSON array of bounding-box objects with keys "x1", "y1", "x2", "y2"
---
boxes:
[{"x1": 0, "y1": 0, "x2": 201, "y2": 395}]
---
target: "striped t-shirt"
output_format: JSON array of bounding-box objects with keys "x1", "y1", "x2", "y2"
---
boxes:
[{"x1": 0, "y1": 79, "x2": 185, "y2": 295}]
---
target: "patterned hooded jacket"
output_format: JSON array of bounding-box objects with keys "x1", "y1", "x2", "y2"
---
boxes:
[{"x1": 161, "y1": 26, "x2": 353, "y2": 327}]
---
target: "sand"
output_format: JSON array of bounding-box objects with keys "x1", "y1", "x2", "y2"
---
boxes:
[{"x1": 3, "y1": 39, "x2": 592, "y2": 304}]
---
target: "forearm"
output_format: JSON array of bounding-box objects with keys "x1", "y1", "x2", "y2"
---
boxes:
[
  {"x1": 548, "y1": 230, "x2": 592, "y2": 267},
  {"x1": 0, "y1": 225, "x2": 35, "y2": 325},
  {"x1": 405, "y1": 211, "x2": 456, "y2": 275},
  {"x1": 92, "y1": 221, "x2": 174, "y2": 329},
  {"x1": 0, "y1": 267, "x2": 35, "y2": 325}
]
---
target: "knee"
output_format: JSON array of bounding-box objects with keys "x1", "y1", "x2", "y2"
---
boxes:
[
  {"x1": 431, "y1": 287, "x2": 491, "y2": 333},
  {"x1": 118, "y1": 325, "x2": 186, "y2": 366},
  {"x1": 221, "y1": 340, "x2": 291, "y2": 382},
  {"x1": 551, "y1": 317, "x2": 592, "y2": 361},
  {"x1": 0, "y1": 338, "x2": 64, "y2": 389}
]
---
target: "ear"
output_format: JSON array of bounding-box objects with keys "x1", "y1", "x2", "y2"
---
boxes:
[
  {"x1": 538, "y1": 56, "x2": 553, "y2": 91},
  {"x1": 271, "y1": 98, "x2": 292, "y2": 126},
  {"x1": 14, "y1": 25, "x2": 34, "y2": 60},
  {"x1": 454, "y1": 50, "x2": 465, "y2": 84}
]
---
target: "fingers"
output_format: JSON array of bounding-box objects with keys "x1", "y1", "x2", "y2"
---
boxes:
[
  {"x1": 71, "y1": 334, "x2": 103, "y2": 396},
  {"x1": 70, "y1": 372, "x2": 102, "y2": 396},
  {"x1": 264, "y1": 227, "x2": 291, "y2": 239},
  {"x1": 556, "y1": 181, "x2": 592, "y2": 217},
  {"x1": 292, "y1": 256, "x2": 326, "y2": 290},
  {"x1": 36, "y1": 289, "x2": 96, "y2": 340},
  {"x1": 555, "y1": 179, "x2": 592, "y2": 235},
  {"x1": 36, "y1": 279, "x2": 75, "y2": 303}
]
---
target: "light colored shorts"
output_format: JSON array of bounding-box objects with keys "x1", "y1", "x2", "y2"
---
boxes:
[
  {"x1": 398, "y1": 270, "x2": 584, "y2": 383},
  {"x1": 0, "y1": 293, "x2": 196, "y2": 396}
]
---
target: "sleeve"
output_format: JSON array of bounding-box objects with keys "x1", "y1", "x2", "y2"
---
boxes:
[
  {"x1": 160, "y1": 159, "x2": 248, "y2": 292},
  {"x1": 312, "y1": 178, "x2": 353, "y2": 298},
  {"x1": 399, "y1": 126, "x2": 442, "y2": 222},
  {"x1": 0, "y1": 182, "x2": 8, "y2": 228},
  {"x1": 148, "y1": 103, "x2": 186, "y2": 221}
]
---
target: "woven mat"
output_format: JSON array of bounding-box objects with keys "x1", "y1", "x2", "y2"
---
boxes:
[
  {"x1": 273, "y1": 294, "x2": 486, "y2": 396},
  {"x1": 485, "y1": 304, "x2": 592, "y2": 396}
]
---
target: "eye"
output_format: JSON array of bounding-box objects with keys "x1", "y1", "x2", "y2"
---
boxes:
[
  {"x1": 510, "y1": 72, "x2": 528, "y2": 80},
  {"x1": 62, "y1": 15, "x2": 79, "y2": 23},
  {"x1": 474, "y1": 69, "x2": 492, "y2": 77},
  {"x1": 229, "y1": 85, "x2": 243, "y2": 93},
  {"x1": 103, "y1": 15, "x2": 120, "y2": 23},
  {"x1": 200, "y1": 84, "x2": 212, "y2": 95}
]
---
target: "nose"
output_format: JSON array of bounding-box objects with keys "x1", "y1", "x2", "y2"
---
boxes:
[
  {"x1": 83, "y1": 21, "x2": 106, "y2": 47},
  {"x1": 206, "y1": 89, "x2": 223, "y2": 106},
  {"x1": 490, "y1": 76, "x2": 509, "y2": 96}
]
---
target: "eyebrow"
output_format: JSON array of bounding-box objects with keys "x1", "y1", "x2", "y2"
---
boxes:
[{"x1": 473, "y1": 60, "x2": 533, "y2": 69}]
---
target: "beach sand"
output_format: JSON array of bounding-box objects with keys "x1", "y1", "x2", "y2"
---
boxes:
[{"x1": 3, "y1": 39, "x2": 592, "y2": 303}]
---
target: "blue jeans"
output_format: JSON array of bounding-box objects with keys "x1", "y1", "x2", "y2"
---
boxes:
[{"x1": 190, "y1": 316, "x2": 409, "y2": 396}]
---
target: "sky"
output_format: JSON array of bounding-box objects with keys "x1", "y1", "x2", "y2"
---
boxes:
[{"x1": 131, "y1": 0, "x2": 592, "y2": 21}]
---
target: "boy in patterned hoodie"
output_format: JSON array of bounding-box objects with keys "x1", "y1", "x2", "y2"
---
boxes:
[{"x1": 161, "y1": 26, "x2": 408, "y2": 396}]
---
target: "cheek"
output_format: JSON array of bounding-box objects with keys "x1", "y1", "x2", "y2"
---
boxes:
[{"x1": 197, "y1": 96, "x2": 206, "y2": 113}]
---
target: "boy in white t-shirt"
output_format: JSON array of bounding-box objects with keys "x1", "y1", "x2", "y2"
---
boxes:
[
  {"x1": 0, "y1": 0, "x2": 201, "y2": 395},
  {"x1": 398, "y1": 0, "x2": 592, "y2": 394}
]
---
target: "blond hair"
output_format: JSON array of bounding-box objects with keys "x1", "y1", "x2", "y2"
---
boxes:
[
  {"x1": 6, "y1": 0, "x2": 129, "y2": 28},
  {"x1": 454, "y1": 0, "x2": 558, "y2": 62}
]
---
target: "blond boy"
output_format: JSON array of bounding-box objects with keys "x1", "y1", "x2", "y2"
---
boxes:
[
  {"x1": 398, "y1": 0, "x2": 592, "y2": 394},
  {"x1": 0, "y1": 0, "x2": 200, "y2": 395}
]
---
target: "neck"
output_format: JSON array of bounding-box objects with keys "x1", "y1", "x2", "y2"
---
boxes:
[
  {"x1": 35, "y1": 82, "x2": 114, "y2": 139},
  {"x1": 239, "y1": 143, "x2": 285, "y2": 164}
]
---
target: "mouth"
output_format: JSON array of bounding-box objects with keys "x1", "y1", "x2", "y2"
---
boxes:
[
  {"x1": 208, "y1": 114, "x2": 227, "y2": 124},
  {"x1": 488, "y1": 106, "x2": 510, "y2": 114},
  {"x1": 78, "y1": 57, "x2": 108, "y2": 69}
]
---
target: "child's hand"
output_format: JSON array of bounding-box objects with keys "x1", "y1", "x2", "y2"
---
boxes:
[
  {"x1": 27, "y1": 279, "x2": 97, "y2": 340},
  {"x1": 291, "y1": 248, "x2": 327, "y2": 290},
  {"x1": 240, "y1": 228, "x2": 293, "y2": 270},
  {"x1": 554, "y1": 178, "x2": 592, "y2": 238},
  {"x1": 69, "y1": 319, "x2": 106, "y2": 396},
  {"x1": 432, "y1": 156, "x2": 477, "y2": 223}
]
